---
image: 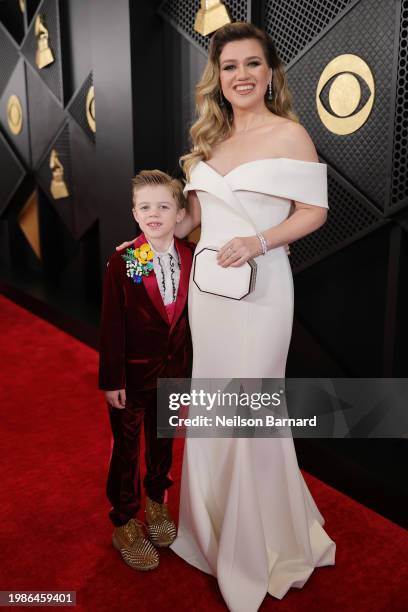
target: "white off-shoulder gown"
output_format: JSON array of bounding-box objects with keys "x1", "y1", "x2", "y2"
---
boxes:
[{"x1": 170, "y1": 159, "x2": 336, "y2": 611}]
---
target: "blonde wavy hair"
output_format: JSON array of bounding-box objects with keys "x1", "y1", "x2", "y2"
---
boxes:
[{"x1": 181, "y1": 22, "x2": 299, "y2": 180}]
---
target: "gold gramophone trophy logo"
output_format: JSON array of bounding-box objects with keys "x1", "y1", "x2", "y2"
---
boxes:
[
  {"x1": 49, "y1": 149, "x2": 69, "y2": 200},
  {"x1": 316, "y1": 54, "x2": 375, "y2": 135},
  {"x1": 7, "y1": 95, "x2": 23, "y2": 135},
  {"x1": 194, "y1": 0, "x2": 231, "y2": 36},
  {"x1": 35, "y1": 14, "x2": 55, "y2": 69}
]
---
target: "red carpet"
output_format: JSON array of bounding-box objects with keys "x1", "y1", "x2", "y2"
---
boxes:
[{"x1": 0, "y1": 294, "x2": 407, "y2": 611}]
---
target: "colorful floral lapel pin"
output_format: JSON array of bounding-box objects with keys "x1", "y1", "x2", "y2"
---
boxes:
[{"x1": 122, "y1": 243, "x2": 154, "y2": 284}]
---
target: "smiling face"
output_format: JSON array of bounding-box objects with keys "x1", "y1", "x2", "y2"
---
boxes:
[
  {"x1": 132, "y1": 184, "x2": 185, "y2": 251},
  {"x1": 219, "y1": 38, "x2": 272, "y2": 112}
]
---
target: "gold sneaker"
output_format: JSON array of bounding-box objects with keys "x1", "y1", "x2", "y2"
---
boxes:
[
  {"x1": 145, "y1": 497, "x2": 177, "y2": 548},
  {"x1": 112, "y1": 518, "x2": 159, "y2": 571}
]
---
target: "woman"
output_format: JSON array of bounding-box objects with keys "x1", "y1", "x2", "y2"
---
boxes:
[
  {"x1": 120, "y1": 21, "x2": 336, "y2": 612},
  {"x1": 170, "y1": 22, "x2": 336, "y2": 612}
]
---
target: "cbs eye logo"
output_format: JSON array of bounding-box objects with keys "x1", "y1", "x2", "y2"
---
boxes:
[
  {"x1": 86, "y1": 85, "x2": 96, "y2": 133},
  {"x1": 316, "y1": 54, "x2": 375, "y2": 135}
]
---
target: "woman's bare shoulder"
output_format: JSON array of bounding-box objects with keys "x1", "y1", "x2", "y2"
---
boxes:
[{"x1": 268, "y1": 120, "x2": 319, "y2": 162}]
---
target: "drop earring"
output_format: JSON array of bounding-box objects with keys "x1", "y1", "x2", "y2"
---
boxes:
[
  {"x1": 219, "y1": 89, "x2": 225, "y2": 107},
  {"x1": 267, "y1": 81, "x2": 273, "y2": 102}
]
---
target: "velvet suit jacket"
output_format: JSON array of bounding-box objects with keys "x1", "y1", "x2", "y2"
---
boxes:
[{"x1": 98, "y1": 233, "x2": 194, "y2": 397}]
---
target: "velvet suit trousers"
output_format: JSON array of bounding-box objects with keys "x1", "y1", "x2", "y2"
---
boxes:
[{"x1": 106, "y1": 389, "x2": 173, "y2": 526}]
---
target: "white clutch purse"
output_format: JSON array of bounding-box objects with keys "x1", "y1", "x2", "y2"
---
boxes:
[{"x1": 193, "y1": 247, "x2": 257, "y2": 300}]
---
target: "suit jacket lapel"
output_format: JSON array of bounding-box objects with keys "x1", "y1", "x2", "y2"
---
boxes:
[
  {"x1": 170, "y1": 238, "x2": 192, "y2": 333},
  {"x1": 132, "y1": 233, "x2": 169, "y2": 325}
]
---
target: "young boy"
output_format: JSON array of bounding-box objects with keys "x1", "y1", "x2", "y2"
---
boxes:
[{"x1": 99, "y1": 170, "x2": 194, "y2": 571}]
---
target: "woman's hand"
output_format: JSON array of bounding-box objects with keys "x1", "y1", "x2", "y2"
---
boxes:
[
  {"x1": 217, "y1": 236, "x2": 291, "y2": 267},
  {"x1": 217, "y1": 236, "x2": 262, "y2": 267},
  {"x1": 116, "y1": 238, "x2": 137, "y2": 251}
]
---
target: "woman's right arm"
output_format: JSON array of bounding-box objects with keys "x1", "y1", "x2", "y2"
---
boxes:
[{"x1": 175, "y1": 190, "x2": 201, "y2": 238}]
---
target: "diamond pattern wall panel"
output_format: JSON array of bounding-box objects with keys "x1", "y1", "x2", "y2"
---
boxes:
[
  {"x1": 0, "y1": 129, "x2": 25, "y2": 216},
  {"x1": 68, "y1": 118, "x2": 98, "y2": 238},
  {"x1": 35, "y1": 122, "x2": 75, "y2": 235},
  {"x1": 0, "y1": 0, "x2": 25, "y2": 44},
  {"x1": 0, "y1": 22, "x2": 19, "y2": 98},
  {"x1": 158, "y1": 0, "x2": 250, "y2": 54},
  {"x1": 0, "y1": 59, "x2": 31, "y2": 166},
  {"x1": 21, "y1": 0, "x2": 64, "y2": 103},
  {"x1": 26, "y1": 0, "x2": 43, "y2": 27},
  {"x1": 265, "y1": 0, "x2": 356, "y2": 65},
  {"x1": 26, "y1": 64, "x2": 64, "y2": 167},
  {"x1": 287, "y1": 0, "x2": 396, "y2": 213},
  {"x1": 291, "y1": 164, "x2": 386, "y2": 273},
  {"x1": 389, "y1": 0, "x2": 408, "y2": 212},
  {"x1": 36, "y1": 184, "x2": 79, "y2": 277},
  {"x1": 18, "y1": 189, "x2": 41, "y2": 259},
  {"x1": 67, "y1": 72, "x2": 95, "y2": 143}
]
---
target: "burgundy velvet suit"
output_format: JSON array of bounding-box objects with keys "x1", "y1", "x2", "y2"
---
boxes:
[{"x1": 99, "y1": 233, "x2": 194, "y2": 526}]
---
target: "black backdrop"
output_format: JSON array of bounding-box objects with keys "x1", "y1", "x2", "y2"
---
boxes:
[{"x1": 0, "y1": 0, "x2": 407, "y2": 527}]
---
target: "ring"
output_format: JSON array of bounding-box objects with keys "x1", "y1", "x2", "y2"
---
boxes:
[{"x1": 227, "y1": 248, "x2": 234, "y2": 256}]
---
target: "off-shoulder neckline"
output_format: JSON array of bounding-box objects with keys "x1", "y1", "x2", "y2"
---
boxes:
[{"x1": 199, "y1": 157, "x2": 324, "y2": 179}]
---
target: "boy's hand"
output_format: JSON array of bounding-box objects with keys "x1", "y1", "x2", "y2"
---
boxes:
[{"x1": 105, "y1": 389, "x2": 126, "y2": 409}]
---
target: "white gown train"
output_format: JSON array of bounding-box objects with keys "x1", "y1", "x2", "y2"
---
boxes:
[{"x1": 171, "y1": 159, "x2": 336, "y2": 611}]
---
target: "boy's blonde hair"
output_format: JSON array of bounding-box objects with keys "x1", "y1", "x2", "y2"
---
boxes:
[{"x1": 132, "y1": 169, "x2": 186, "y2": 209}]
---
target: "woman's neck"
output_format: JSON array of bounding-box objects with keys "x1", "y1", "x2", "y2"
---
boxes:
[{"x1": 231, "y1": 106, "x2": 274, "y2": 135}]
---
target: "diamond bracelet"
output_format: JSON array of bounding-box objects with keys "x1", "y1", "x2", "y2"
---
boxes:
[{"x1": 256, "y1": 233, "x2": 268, "y2": 255}]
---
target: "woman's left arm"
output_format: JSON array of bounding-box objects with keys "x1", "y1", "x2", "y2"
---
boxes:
[
  {"x1": 217, "y1": 204, "x2": 326, "y2": 267},
  {"x1": 218, "y1": 122, "x2": 327, "y2": 267}
]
